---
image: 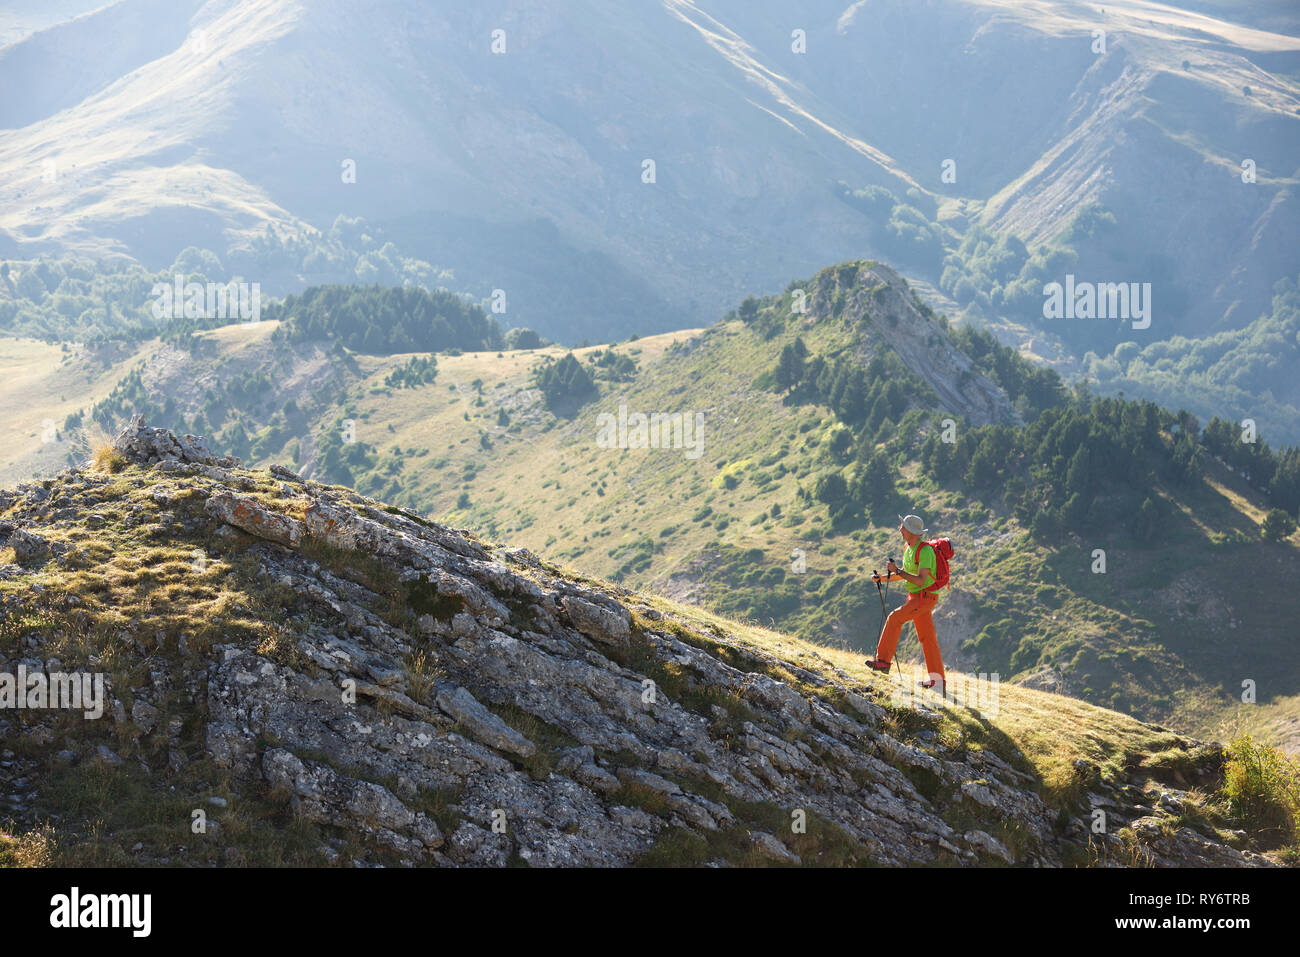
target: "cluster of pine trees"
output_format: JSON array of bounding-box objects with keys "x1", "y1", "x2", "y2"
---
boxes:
[
  {"x1": 808, "y1": 446, "x2": 900, "y2": 530},
  {"x1": 948, "y1": 324, "x2": 1065, "y2": 418},
  {"x1": 268, "y1": 285, "x2": 503, "y2": 355},
  {"x1": 948, "y1": 321, "x2": 1300, "y2": 530},
  {"x1": 587, "y1": 347, "x2": 638, "y2": 382},
  {"x1": 770, "y1": 338, "x2": 930, "y2": 528},
  {"x1": 767, "y1": 308, "x2": 1300, "y2": 543},
  {"x1": 313, "y1": 416, "x2": 380, "y2": 489},
  {"x1": 533, "y1": 353, "x2": 598, "y2": 412},
  {"x1": 384, "y1": 355, "x2": 438, "y2": 389},
  {"x1": 774, "y1": 337, "x2": 930, "y2": 434},
  {"x1": 921, "y1": 397, "x2": 1195, "y2": 540}
]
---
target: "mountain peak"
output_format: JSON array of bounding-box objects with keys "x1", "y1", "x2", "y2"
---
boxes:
[{"x1": 805, "y1": 260, "x2": 1021, "y2": 427}]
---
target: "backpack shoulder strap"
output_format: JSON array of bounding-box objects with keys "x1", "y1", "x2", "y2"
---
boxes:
[{"x1": 914, "y1": 539, "x2": 934, "y2": 569}]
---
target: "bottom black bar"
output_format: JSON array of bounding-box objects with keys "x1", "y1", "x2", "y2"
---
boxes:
[{"x1": 0, "y1": 865, "x2": 1284, "y2": 942}]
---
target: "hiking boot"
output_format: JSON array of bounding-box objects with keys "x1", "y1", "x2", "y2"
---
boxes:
[
  {"x1": 918, "y1": 678, "x2": 945, "y2": 691},
  {"x1": 864, "y1": 657, "x2": 892, "y2": 672}
]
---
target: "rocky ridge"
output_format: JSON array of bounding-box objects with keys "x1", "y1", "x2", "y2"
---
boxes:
[
  {"x1": 844, "y1": 263, "x2": 1020, "y2": 429},
  {"x1": 0, "y1": 421, "x2": 1274, "y2": 867}
]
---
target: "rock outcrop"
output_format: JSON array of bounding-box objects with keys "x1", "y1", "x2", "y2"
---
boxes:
[
  {"x1": 111, "y1": 414, "x2": 243, "y2": 469},
  {"x1": 0, "y1": 425, "x2": 1276, "y2": 867}
]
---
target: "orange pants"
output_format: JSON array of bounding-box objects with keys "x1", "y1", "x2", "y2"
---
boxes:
[{"x1": 876, "y1": 591, "x2": 945, "y2": 684}]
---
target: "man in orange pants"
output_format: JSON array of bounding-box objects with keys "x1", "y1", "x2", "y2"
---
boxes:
[{"x1": 865, "y1": 514, "x2": 946, "y2": 690}]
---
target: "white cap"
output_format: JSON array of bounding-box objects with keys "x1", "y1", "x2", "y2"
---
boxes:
[{"x1": 898, "y1": 514, "x2": 928, "y2": 536}]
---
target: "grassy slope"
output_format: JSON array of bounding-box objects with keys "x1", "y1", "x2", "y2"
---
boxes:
[
  {"x1": 0, "y1": 321, "x2": 296, "y2": 488},
  {"x1": 0, "y1": 336, "x2": 156, "y2": 487}
]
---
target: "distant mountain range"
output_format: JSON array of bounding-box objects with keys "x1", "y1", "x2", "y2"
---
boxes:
[{"x1": 1, "y1": 0, "x2": 1296, "y2": 352}]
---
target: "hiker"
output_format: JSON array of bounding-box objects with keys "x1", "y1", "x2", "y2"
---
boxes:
[{"x1": 865, "y1": 514, "x2": 946, "y2": 690}]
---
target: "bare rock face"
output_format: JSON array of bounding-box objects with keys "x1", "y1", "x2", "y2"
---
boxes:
[
  {"x1": 111, "y1": 414, "x2": 242, "y2": 468},
  {"x1": 205, "y1": 492, "x2": 302, "y2": 547},
  {"x1": 262, "y1": 748, "x2": 445, "y2": 855},
  {"x1": 559, "y1": 594, "x2": 631, "y2": 645}
]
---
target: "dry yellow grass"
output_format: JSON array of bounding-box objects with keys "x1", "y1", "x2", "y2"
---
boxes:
[
  {"x1": 0, "y1": 824, "x2": 58, "y2": 868},
  {"x1": 1201, "y1": 473, "x2": 1268, "y2": 525},
  {"x1": 89, "y1": 443, "x2": 127, "y2": 474}
]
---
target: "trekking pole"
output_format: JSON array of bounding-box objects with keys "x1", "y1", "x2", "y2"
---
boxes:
[
  {"x1": 872, "y1": 568, "x2": 895, "y2": 676},
  {"x1": 881, "y1": 569, "x2": 897, "y2": 677},
  {"x1": 872, "y1": 570, "x2": 886, "y2": 642}
]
